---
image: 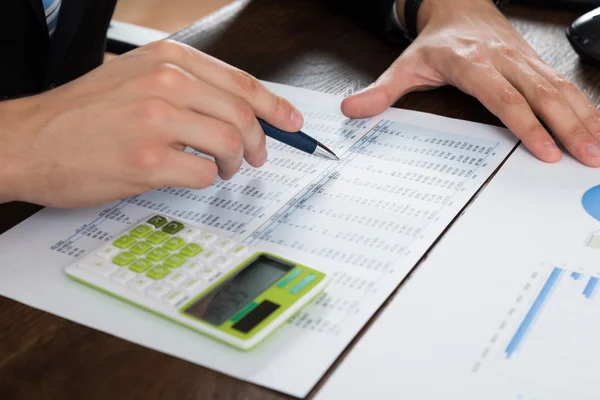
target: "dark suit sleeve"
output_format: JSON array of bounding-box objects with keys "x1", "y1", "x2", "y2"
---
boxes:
[{"x1": 326, "y1": 0, "x2": 407, "y2": 44}]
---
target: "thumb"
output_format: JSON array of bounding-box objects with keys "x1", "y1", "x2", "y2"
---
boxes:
[{"x1": 341, "y1": 51, "x2": 421, "y2": 119}]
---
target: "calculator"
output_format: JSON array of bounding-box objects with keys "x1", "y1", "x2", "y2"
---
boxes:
[{"x1": 64, "y1": 214, "x2": 328, "y2": 350}]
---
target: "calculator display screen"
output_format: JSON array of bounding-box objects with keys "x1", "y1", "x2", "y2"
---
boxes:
[{"x1": 184, "y1": 255, "x2": 292, "y2": 327}]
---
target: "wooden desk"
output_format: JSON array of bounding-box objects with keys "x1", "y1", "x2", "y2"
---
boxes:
[{"x1": 1, "y1": 1, "x2": 599, "y2": 399}]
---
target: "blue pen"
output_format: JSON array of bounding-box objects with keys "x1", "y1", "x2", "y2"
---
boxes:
[{"x1": 257, "y1": 118, "x2": 339, "y2": 161}]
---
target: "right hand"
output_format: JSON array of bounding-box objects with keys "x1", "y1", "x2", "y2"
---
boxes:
[{"x1": 0, "y1": 40, "x2": 304, "y2": 208}]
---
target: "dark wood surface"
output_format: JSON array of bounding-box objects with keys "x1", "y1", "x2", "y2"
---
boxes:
[{"x1": 1, "y1": 1, "x2": 599, "y2": 399}]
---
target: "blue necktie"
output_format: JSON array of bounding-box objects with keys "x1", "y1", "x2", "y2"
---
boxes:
[{"x1": 42, "y1": 0, "x2": 62, "y2": 38}]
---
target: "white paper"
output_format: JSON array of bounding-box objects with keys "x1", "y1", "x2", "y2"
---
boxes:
[
  {"x1": 315, "y1": 144, "x2": 600, "y2": 400},
  {"x1": 0, "y1": 81, "x2": 516, "y2": 398}
]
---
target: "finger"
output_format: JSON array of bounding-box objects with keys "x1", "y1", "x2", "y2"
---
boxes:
[
  {"x1": 141, "y1": 40, "x2": 304, "y2": 132},
  {"x1": 155, "y1": 150, "x2": 219, "y2": 190},
  {"x1": 183, "y1": 79, "x2": 268, "y2": 168},
  {"x1": 165, "y1": 109, "x2": 245, "y2": 181},
  {"x1": 497, "y1": 59, "x2": 600, "y2": 167},
  {"x1": 140, "y1": 65, "x2": 268, "y2": 168},
  {"x1": 341, "y1": 46, "x2": 443, "y2": 118},
  {"x1": 528, "y1": 60, "x2": 600, "y2": 144},
  {"x1": 452, "y1": 65, "x2": 562, "y2": 163},
  {"x1": 118, "y1": 63, "x2": 267, "y2": 168},
  {"x1": 341, "y1": 51, "x2": 420, "y2": 118}
]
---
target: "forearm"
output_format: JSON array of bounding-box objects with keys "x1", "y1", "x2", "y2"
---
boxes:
[
  {"x1": 0, "y1": 98, "x2": 31, "y2": 204},
  {"x1": 395, "y1": 0, "x2": 505, "y2": 36}
]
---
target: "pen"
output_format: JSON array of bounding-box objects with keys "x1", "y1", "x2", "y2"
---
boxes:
[{"x1": 257, "y1": 118, "x2": 339, "y2": 161}]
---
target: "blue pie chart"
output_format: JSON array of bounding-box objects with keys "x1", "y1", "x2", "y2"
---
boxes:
[{"x1": 582, "y1": 185, "x2": 600, "y2": 221}]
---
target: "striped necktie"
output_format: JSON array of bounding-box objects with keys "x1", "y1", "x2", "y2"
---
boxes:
[{"x1": 42, "y1": 0, "x2": 62, "y2": 38}]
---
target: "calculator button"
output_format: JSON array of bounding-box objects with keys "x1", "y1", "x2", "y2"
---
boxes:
[
  {"x1": 147, "y1": 247, "x2": 169, "y2": 262},
  {"x1": 130, "y1": 224, "x2": 154, "y2": 238},
  {"x1": 129, "y1": 241, "x2": 153, "y2": 256},
  {"x1": 163, "y1": 290, "x2": 188, "y2": 307},
  {"x1": 147, "y1": 266, "x2": 170, "y2": 280},
  {"x1": 276, "y1": 268, "x2": 303, "y2": 288},
  {"x1": 129, "y1": 258, "x2": 153, "y2": 273},
  {"x1": 182, "y1": 260, "x2": 205, "y2": 275},
  {"x1": 164, "y1": 254, "x2": 187, "y2": 268},
  {"x1": 214, "y1": 255, "x2": 232, "y2": 270},
  {"x1": 178, "y1": 227, "x2": 202, "y2": 241},
  {"x1": 165, "y1": 271, "x2": 188, "y2": 286},
  {"x1": 200, "y1": 249, "x2": 219, "y2": 263},
  {"x1": 196, "y1": 266, "x2": 221, "y2": 282},
  {"x1": 113, "y1": 234, "x2": 137, "y2": 249},
  {"x1": 146, "y1": 231, "x2": 169, "y2": 245},
  {"x1": 128, "y1": 276, "x2": 154, "y2": 291},
  {"x1": 289, "y1": 273, "x2": 317, "y2": 295},
  {"x1": 180, "y1": 243, "x2": 203, "y2": 257},
  {"x1": 163, "y1": 237, "x2": 185, "y2": 251},
  {"x1": 231, "y1": 245, "x2": 249, "y2": 258},
  {"x1": 196, "y1": 232, "x2": 217, "y2": 246},
  {"x1": 162, "y1": 221, "x2": 185, "y2": 235},
  {"x1": 112, "y1": 251, "x2": 136, "y2": 266},
  {"x1": 179, "y1": 278, "x2": 204, "y2": 293},
  {"x1": 96, "y1": 245, "x2": 120, "y2": 260},
  {"x1": 79, "y1": 256, "x2": 118, "y2": 276},
  {"x1": 110, "y1": 269, "x2": 136, "y2": 285},
  {"x1": 215, "y1": 239, "x2": 235, "y2": 252},
  {"x1": 147, "y1": 215, "x2": 168, "y2": 228},
  {"x1": 145, "y1": 283, "x2": 173, "y2": 299}
]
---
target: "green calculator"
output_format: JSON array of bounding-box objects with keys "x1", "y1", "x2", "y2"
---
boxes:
[{"x1": 64, "y1": 214, "x2": 328, "y2": 350}]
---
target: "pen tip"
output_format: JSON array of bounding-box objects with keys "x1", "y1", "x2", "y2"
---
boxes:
[{"x1": 314, "y1": 141, "x2": 340, "y2": 161}]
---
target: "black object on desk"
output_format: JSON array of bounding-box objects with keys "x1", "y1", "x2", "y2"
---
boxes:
[{"x1": 566, "y1": 7, "x2": 600, "y2": 67}]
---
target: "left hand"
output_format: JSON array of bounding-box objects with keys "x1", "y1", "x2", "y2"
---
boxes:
[{"x1": 341, "y1": 0, "x2": 600, "y2": 167}]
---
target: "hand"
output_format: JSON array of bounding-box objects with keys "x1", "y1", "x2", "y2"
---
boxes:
[
  {"x1": 341, "y1": 0, "x2": 600, "y2": 167},
  {"x1": 0, "y1": 40, "x2": 303, "y2": 208}
]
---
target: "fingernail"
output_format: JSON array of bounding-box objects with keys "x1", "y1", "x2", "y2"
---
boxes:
[
  {"x1": 587, "y1": 144, "x2": 600, "y2": 157},
  {"x1": 543, "y1": 141, "x2": 561, "y2": 157},
  {"x1": 291, "y1": 109, "x2": 303, "y2": 128}
]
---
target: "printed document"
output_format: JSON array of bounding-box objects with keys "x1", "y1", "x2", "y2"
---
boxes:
[
  {"x1": 0, "y1": 82, "x2": 516, "y2": 397},
  {"x1": 315, "y1": 144, "x2": 600, "y2": 400}
]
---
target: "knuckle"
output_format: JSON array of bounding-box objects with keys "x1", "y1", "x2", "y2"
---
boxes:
[
  {"x1": 272, "y1": 95, "x2": 291, "y2": 119},
  {"x1": 582, "y1": 112, "x2": 600, "y2": 129},
  {"x1": 524, "y1": 122, "x2": 547, "y2": 138},
  {"x1": 497, "y1": 43, "x2": 518, "y2": 60},
  {"x1": 220, "y1": 125, "x2": 244, "y2": 156},
  {"x1": 231, "y1": 68, "x2": 259, "y2": 96},
  {"x1": 232, "y1": 100, "x2": 256, "y2": 132},
  {"x1": 499, "y1": 87, "x2": 526, "y2": 106},
  {"x1": 552, "y1": 75, "x2": 578, "y2": 92},
  {"x1": 462, "y1": 45, "x2": 487, "y2": 65},
  {"x1": 129, "y1": 142, "x2": 165, "y2": 172},
  {"x1": 147, "y1": 39, "x2": 183, "y2": 61},
  {"x1": 569, "y1": 124, "x2": 589, "y2": 139},
  {"x1": 533, "y1": 83, "x2": 562, "y2": 102},
  {"x1": 149, "y1": 63, "x2": 187, "y2": 90}
]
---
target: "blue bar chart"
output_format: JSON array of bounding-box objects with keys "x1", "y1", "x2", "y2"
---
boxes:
[
  {"x1": 583, "y1": 276, "x2": 598, "y2": 299},
  {"x1": 504, "y1": 267, "x2": 562, "y2": 359},
  {"x1": 483, "y1": 263, "x2": 600, "y2": 399},
  {"x1": 505, "y1": 267, "x2": 600, "y2": 359}
]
